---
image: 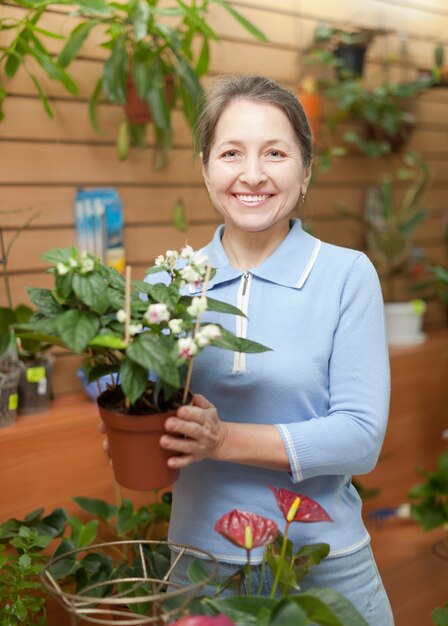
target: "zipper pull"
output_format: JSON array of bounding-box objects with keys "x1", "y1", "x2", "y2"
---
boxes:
[{"x1": 242, "y1": 271, "x2": 250, "y2": 296}]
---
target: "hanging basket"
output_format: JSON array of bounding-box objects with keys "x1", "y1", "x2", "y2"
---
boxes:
[
  {"x1": 40, "y1": 539, "x2": 218, "y2": 625},
  {"x1": 124, "y1": 75, "x2": 175, "y2": 125}
]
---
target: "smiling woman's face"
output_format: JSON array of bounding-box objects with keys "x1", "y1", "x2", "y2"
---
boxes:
[{"x1": 201, "y1": 98, "x2": 312, "y2": 236}]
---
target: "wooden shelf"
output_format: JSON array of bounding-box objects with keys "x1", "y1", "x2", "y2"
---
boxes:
[{"x1": 0, "y1": 392, "x2": 153, "y2": 521}]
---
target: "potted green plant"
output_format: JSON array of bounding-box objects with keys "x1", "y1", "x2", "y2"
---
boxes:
[
  {"x1": 1, "y1": 0, "x2": 267, "y2": 164},
  {"x1": 15, "y1": 245, "x2": 270, "y2": 491},
  {"x1": 324, "y1": 78, "x2": 426, "y2": 157},
  {"x1": 308, "y1": 23, "x2": 380, "y2": 79},
  {"x1": 337, "y1": 152, "x2": 430, "y2": 345}
]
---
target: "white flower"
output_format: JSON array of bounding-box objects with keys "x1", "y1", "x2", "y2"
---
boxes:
[
  {"x1": 180, "y1": 265, "x2": 201, "y2": 285},
  {"x1": 116, "y1": 309, "x2": 127, "y2": 323},
  {"x1": 129, "y1": 323, "x2": 143, "y2": 336},
  {"x1": 56, "y1": 262, "x2": 69, "y2": 276},
  {"x1": 68, "y1": 257, "x2": 78, "y2": 268},
  {"x1": 195, "y1": 324, "x2": 221, "y2": 348},
  {"x1": 192, "y1": 254, "x2": 209, "y2": 270},
  {"x1": 154, "y1": 254, "x2": 165, "y2": 266},
  {"x1": 177, "y1": 337, "x2": 198, "y2": 360},
  {"x1": 180, "y1": 244, "x2": 194, "y2": 259},
  {"x1": 165, "y1": 249, "x2": 179, "y2": 269},
  {"x1": 187, "y1": 296, "x2": 208, "y2": 317},
  {"x1": 144, "y1": 303, "x2": 170, "y2": 324},
  {"x1": 202, "y1": 324, "x2": 222, "y2": 341},
  {"x1": 168, "y1": 318, "x2": 183, "y2": 334},
  {"x1": 81, "y1": 258, "x2": 95, "y2": 274}
]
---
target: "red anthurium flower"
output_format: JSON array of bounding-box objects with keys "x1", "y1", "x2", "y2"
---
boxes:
[
  {"x1": 269, "y1": 485, "x2": 333, "y2": 523},
  {"x1": 215, "y1": 509, "x2": 278, "y2": 549},
  {"x1": 173, "y1": 615, "x2": 236, "y2": 626}
]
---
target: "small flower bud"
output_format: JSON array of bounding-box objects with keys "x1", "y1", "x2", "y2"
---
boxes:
[
  {"x1": 129, "y1": 323, "x2": 143, "y2": 336},
  {"x1": 177, "y1": 337, "x2": 198, "y2": 360},
  {"x1": 187, "y1": 296, "x2": 208, "y2": 317},
  {"x1": 168, "y1": 318, "x2": 183, "y2": 334},
  {"x1": 56, "y1": 262, "x2": 69, "y2": 276},
  {"x1": 154, "y1": 254, "x2": 165, "y2": 266},
  {"x1": 180, "y1": 244, "x2": 194, "y2": 259},
  {"x1": 116, "y1": 309, "x2": 127, "y2": 323}
]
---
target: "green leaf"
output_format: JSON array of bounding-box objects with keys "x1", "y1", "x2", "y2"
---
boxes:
[
  {"x1": 88, "y1": 333, "x2": 126, "y2": 349},
  {"x1": 214, "y1": 326, "x2": 271, "y2": 353},
  {"x1": 432, "y1": 606, "x2": 448, "y2": 626},
  {"x1": 270, "y1": 599, "x2": 308, "y2": 626},
  {"x1": 213, "y1": 0, "x2": 268, "y2": 41},
  {"x1": 89, "y1": 76, "x2": 104, "y2": 134},
  {"x1": 58, "y1": 20, "x2": 99, "y2": 67},
  {"x1": 295, "y1": 588, "x2": 368, "y2": 626},
  {"x1": 41, "y1": 246, "x2": 77, "y2": 265},
  {"x1": 72, "y1": 0, "x2": 113, "y2": 15},
  {"x1": 72, "y1": 497, "x2": 117, "y2": 521},
  {"x1": 103, "y1": 36, "x2": 128, "y2": 104},
  {"x1": 50, "y1": 539, "x2": 78, "y2": 579},
  {"x1": 120, "y1": 357, "x2": 148, "y2": 405},
  {"x1": 73, "y1": 273, "x2": 109, "y2": 314},
  {"x1": 24, "y1": 41, "x2": 79, "y2": 95},
  {"x1": 68, "y1": 517, "x2": 98, "y2": 548},
  {"x1": 202, "y1": 296, "x2": 246, "y2": 317},
  {"x1": 132, "y1": 0, "x2": 149, "y2": 41},
  {"x1": 127, "y1": 334, "x2": 180, "y2": 388},
  {"x1": 145, "y1": 283, "x2": 179, "y2": 307},
  {"x1": 196, "y1": 35, "x2": 210, "y2": 76},
  {"x1": 293, "y1": 543, "x2": 330, "y2": 582},
  {"x1": 0, "y1": 307, "x2": 17, "y2": 336},
  {"x1": 172, "y1": 199, "x2": 188, "y2": 231},
  {"x1": 56, "y1": 309, "x2": 100, "y2": 353},
  {"x1": 177, "y1": 0, "x2": 220, "y2": 41},
  {"x1": 26, "y1": 287, "x2": 64, "y2": 316},
  {"x1": 117, "y1": 119, "x2": 129, "y2": 160}
]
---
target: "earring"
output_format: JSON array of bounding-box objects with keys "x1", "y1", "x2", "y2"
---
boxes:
[{"x1": 301, "y1": 193, "x2": 306, "y2": 203}]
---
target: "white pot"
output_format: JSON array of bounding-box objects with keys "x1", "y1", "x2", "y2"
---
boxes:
[{"x1": 384, "y1": 301, "x2": 427, "y2": 346}]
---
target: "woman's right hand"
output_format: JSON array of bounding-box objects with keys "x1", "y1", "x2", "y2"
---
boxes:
[{"x1": 98, "y1": 421, "x2": 110, "y2": 457}]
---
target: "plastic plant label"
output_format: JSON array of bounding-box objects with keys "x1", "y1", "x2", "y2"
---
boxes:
[
  {"x1": 8, "y1": 394, "x2": 18, "y2": 411},
  {"x1": 37, "y1": 377, "x2": 47, "y2": 395},
  {"x1": 26, "y1": 366, "x2": 46, "y2": 383}
]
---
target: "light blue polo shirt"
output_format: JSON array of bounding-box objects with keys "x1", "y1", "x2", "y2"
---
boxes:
[{"x1": 166, "y1": 219, "x2": 390, "y2": 563}]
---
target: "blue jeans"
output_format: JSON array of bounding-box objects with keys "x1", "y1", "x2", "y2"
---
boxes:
[{"x1": 170, "y1": 544, "x2": 394, "y2": 626}]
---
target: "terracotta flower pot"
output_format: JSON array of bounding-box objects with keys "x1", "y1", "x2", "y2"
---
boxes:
[
  {"x1": 97, "y1": 400, "x2": 180, "y2": 491},
  {"x1": 297, "y1": 91, "x2": 324, "y2": 142},
  {"x1": 124, "y1": 75, "x2": 175, "y2": 125}
]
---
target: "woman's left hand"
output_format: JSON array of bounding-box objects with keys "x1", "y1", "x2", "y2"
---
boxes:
[{"x1": 160, "y1": 394, "x2": 228, "y2": 469}]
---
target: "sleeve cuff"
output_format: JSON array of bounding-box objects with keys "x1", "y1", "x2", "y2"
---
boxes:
[{"x1": 275, "y1": 423, "x2": 315, "y2": 483}]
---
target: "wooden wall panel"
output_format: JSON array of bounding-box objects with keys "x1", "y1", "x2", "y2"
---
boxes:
[{"x1": 1, "y1": 0, "x2": 447, "y2": 396}]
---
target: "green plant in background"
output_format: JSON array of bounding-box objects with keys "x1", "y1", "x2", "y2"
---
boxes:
[
  {"x1": 1, "y1": 0, "x2": 267, "y2": 163},
  {"x1": 0, "y1": 493, "x2": 173, "y2": 624},
  {"x1": 408, "y1": 448, "x2": 448, "y2": 532},
  {"x1": 336, "y1": 152, "x2": 429, "y2": 300}
]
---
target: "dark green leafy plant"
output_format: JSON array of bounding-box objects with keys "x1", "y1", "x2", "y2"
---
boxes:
[
  {"x1": 432, "y1": 604, "x2": 448, "y2": 626},
  {"x1": 1, "y1": 0, "x2": 267, "y2": 161},
  {"x1": 337, "y1": 152, "x2": 429, "y2": 299},
  {"x1": 408, "y1": 448, "x2": 448, "y2": 532},
  {"x1": 15, "y1": 245, "x2": 270, "y2": 411}
]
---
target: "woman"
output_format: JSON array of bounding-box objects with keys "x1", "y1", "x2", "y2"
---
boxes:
[{"x1": 158, "y1": 75, "x2": 393, "y2": 624}]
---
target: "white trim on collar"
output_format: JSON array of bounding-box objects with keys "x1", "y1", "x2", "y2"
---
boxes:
[{"x1": 295, "y1": 239, "x2": 321, "y2": 289}]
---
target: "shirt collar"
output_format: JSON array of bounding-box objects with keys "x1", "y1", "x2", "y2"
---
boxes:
[{"x1": 193, "y1": 219, "x2": 321, "y2": 292}]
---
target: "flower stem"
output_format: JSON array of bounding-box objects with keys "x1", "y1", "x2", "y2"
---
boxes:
[
  {"x1": 245, "y1": 548, "x2": 252, "y2": 595},
  {"x1": 270, "y1": 521, "x2": 290, "y2": 598},
  {"x1": 256, "y1": 550, "x2": 267, "y2": 596}
]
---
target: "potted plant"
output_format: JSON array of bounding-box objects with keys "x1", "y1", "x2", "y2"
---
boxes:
[
  {"x1": 15, "y1": 245, "x2": 270, "y2": 491},
  {"x1": 0, "y1": 209, "x2": 43, "y2": 426},
  {"x1": 308, "y1": 23, "x2": 380, "y2": 79},
  {"x1": 1, "y1": 0, "x2": 267, "y2": 164},
  {"x1": 337, "y1": 152, "x2": 430, "y2": 345}
]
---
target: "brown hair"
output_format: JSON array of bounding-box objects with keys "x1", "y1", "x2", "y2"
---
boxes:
[{"x1": 195, "y1": 74, "x2": 313, "y2": 167}]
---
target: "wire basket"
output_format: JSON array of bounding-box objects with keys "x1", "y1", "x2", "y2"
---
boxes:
[{"x1": 40, "y1": 539, "x2": 218, "y2": 625}]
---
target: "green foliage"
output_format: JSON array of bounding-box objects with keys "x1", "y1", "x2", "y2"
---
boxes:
[
  {"x1": 432, "y1": 605, "x2": 448, "y2": 626},
  {"x1": 1, "y1": 0, "x2": 267, "y2": 159},
  {"x1": 336, "y1": 153, "x2": 429, "y2": 279},
  {"x1": 16, "y1": 246, "x2": 270, "y2": 409},
  {"x1": 408, "y1": 448, "x2": 448, "y2": 531}
]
